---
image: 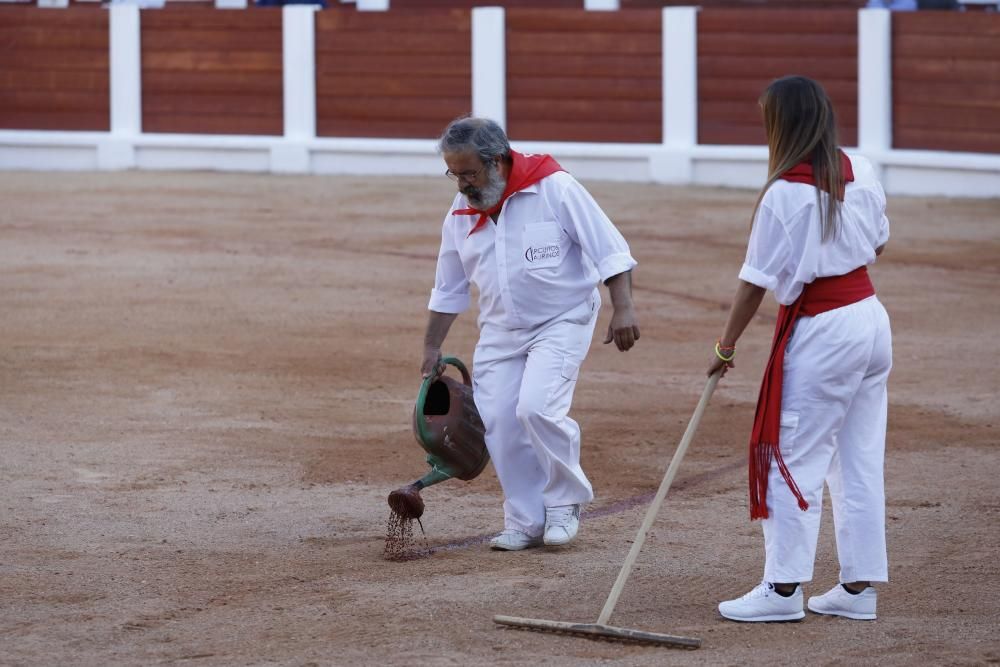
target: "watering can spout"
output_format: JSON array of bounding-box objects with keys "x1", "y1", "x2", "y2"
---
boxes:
[{"x1": 417, "y1": 457, "x2": 453, "y2": 489}]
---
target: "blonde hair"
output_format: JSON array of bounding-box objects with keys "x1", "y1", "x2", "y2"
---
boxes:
[{"x1": 752, "y1": 76, "x2": 843, "y2": 242}]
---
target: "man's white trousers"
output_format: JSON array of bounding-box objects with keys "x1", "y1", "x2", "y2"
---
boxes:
[
  {"x1": 762, "y1": 295, "x2": 892, "y2": 584},
  {"x1": 472, "y1": 293, "x2": 600, "y2": 536}
]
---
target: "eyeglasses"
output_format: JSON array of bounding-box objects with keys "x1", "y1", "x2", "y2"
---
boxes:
[
  {"x1": 445, "y1": 166, "x2": 485, "y2": 182},
  {"x1": 445, "y1": 158, "x2": 496, "y2": 182}
]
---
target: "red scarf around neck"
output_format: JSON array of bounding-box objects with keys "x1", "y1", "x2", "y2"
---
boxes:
[
  {"x1": 747, "y1": 149, "x2": 867, "y2": 520},
  {"x1": 779, "y1": 149, "x2": 855, "y2": 201},
  {"x1": 453, "y1": 150, "x2": 564, "y2": 237}
]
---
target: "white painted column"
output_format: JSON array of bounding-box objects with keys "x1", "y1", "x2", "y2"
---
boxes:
[
  {"x1": 652, "y1": 6, "x2": 698, "y2": 183},
  {"x1": 584, "y1": 0, "x2": 620, "y2": 9},
  {"x1": 101, "y1": 3, "x2": 141, "y2": 169},
  {"x1": 858, "y1": 8, "x2": 892, "y2": 173},
  {"x1": 471, "y1": 7, "x2": 506, "y2": 129},
  {"x1": 356, "y1": 0, "x2": 388, "y2": 10},
  {"x1": 273, "y1": 5, "x2": 317, "y2": 173}
]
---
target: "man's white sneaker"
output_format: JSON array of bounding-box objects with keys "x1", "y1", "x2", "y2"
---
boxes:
[
  {"x1": 489, "y1": 529, "x2": 543, "y2": 551},
  {"x1": 808, "y1": 584, "x2": 877, "y2": 620},
  {"x1": 543, "y1": 505, "x2": 580, "y2": 546},
  {"x1": 718, "y1": 582, "x2": 805, "y2": 622}
]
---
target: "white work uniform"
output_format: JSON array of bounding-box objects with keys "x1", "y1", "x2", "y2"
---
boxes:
[
  {"x1": 740, "y1": 155, "x2": 892, "y2": 584},
  {"x1": 429, "y1": 170, "x2": 636, "y2": 536}
]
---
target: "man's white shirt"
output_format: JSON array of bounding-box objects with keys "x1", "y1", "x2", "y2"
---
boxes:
[{"x1": 429, "y1": 171, "x2": 637, "y2": 330}]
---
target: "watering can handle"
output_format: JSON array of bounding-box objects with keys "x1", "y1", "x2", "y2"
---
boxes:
[
  {"x1": 414, "y1": 356, "x2": 472, "y2": 450},
  {"x1": 422, "y1": 356, "x2": 471, "y2": 389}
]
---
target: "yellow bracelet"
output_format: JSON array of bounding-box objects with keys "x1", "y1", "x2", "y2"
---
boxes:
[{"x1": 715, "y1": 342, "x2": 735, "y2": 362}]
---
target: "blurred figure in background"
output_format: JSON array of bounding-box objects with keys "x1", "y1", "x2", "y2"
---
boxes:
[{"x1": 865, "y1": 0, "x2": 917, "y2": 9}]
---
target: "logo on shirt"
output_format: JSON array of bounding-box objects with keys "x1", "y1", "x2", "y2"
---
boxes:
[{"x1": 525, "y1": 244, "x2": 560, "y2": 263}]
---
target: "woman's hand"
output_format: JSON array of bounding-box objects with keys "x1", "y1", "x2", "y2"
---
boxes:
[{"x1": 707, "y1": 352, "x2": 734, "y2": 378}]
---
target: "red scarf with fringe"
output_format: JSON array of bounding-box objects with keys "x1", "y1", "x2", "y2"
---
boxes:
[
  {"x1": 748, "y1": 150, "x2": 866, "y2": 520},
  {"x1": 453, "y1": 150, "x2": 563, "y2": 237}
]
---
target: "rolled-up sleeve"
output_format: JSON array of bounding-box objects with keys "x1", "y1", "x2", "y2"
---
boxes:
[
  {"x1": 557, "y1": 177, "x2": 637, "y2": 282},
  {"x1": 739, "y1": 202, "x2": 789, "y2": 292},
  {"x1": 428, "y1": 217, "x2": 471, "y2": 314},
  {"x1": 875, "y1": 181, "x2": 890, "y2": 247}
]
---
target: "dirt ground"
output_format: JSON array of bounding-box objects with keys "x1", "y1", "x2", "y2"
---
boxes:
[{"x1": 1, "y1": 170, "x2": 998, "y2": 666}]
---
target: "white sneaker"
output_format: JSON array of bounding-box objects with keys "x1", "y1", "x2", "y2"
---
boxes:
[
  {"x1": 543, "y1": 505, "x2": 580, "y2": 546},
  {"x1": 808, "y1": 584, "x2": 877, "y2": 620},
  {"x1": 490, "y1": 529, "x2": 543, "y2": 551},
  {"x1": 718, "y1": 582, "x2": 805, "y2": 622}
]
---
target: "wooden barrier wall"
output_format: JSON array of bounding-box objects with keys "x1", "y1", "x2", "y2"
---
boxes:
[
  {"x1": 2, "y1": 6, "x2": 999, "y2": 158},
  {"x1": 697, "y1": 9, "x2": 858, "y2": 146},
  {"x1": 0, "y1": 7, "x2": 109, "y2": 132},
  {"x1": 892, "y1": 12, "x2": 1000, "y2": 154},
  {"x1": 505, "y1": 9, "x2": 662, "y2": 143},
  {"x1": 315, "y1": 9, "x2": 472, "y2": 139},
  {"x1": 141, "y1": 9, "x2": 283, "y2": 135}
]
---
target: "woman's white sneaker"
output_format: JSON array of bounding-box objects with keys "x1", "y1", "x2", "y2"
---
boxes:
[
  {"x1": 807, "y1": 584, "x2": 877, "y2": 620},
  {"x1": 718, "y1": 582, "x2": 805, "y2": 622}
]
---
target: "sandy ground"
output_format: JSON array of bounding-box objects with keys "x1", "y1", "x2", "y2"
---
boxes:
[{"x1": 1, "y1": 171, "x2": 998, "y2": 666}]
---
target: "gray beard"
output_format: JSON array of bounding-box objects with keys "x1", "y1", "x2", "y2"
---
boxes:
[{"x1": 465, "y1": 164, "x2": 506, "y2": 210}]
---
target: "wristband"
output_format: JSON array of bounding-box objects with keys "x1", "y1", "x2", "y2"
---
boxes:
[{"x1": 715, "y1": 341, "x2": 735, "y2": 363}]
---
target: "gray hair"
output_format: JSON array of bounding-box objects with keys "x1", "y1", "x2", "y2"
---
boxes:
[{"x1": 437, "y1": 116, "x2": 511, "y2": 163}]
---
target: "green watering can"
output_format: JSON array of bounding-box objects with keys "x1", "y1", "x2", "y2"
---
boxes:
[{"x1": 387, "y1": 356, "x2": 489, "y2": 519}]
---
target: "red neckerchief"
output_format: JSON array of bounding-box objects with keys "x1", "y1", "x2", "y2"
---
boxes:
[
  {"x1": 747, "y1": 152, "x2": 864, "y2": 520},
  {"x1": 748, "y1": 268, "x2": 875, "y2": 520},
  {"x1": 779, "y1": 149, "x2": 855, "y2": 199},
  {"x1": 453, "y1": 150, "x2": 564, "y2": 237}
]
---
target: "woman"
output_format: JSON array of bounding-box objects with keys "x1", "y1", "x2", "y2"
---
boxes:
[{"x1": 709, "y1": 76, "x2": 892, "y2": 622}]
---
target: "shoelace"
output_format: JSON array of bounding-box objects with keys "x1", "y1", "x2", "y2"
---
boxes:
[
  {"x1": 545, "y1": 506, "x2": 577, "y2": 527},
  {"x1": 740, "y1": 583, "x2": 775, "y2": 600}
]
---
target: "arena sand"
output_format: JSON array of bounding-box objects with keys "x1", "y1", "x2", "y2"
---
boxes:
[{"x1": 1, "y1": 172, "x2": 998, "y2": 666}]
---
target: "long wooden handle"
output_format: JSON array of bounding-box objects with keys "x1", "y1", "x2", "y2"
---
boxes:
[{"x1": 596, "y1": 371, "x2": 722, "y2": 626}]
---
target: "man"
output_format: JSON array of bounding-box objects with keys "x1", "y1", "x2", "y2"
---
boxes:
[{"x1": 421, "y1": 116, "x2": 640, "y2": 551}]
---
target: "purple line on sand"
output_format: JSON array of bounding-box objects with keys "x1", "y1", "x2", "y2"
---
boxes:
[{"x1": 399, "y1": 459, "x2": 744, "y2": 560}]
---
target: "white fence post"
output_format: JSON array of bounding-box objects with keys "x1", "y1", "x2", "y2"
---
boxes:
[
  {"x1": 858, "y1": 8, "x2": 892, "y2": 174},
  {"x1": 584, "y1": 0, "x2": 620, "y2": 9},
  {"x1": 652, "y1": 6, "x2": 697, "y2": 183},
  {"x1": 101, "y1": 3, "x2": 141, "y2": 170},
  {"x1": 273, "y1": 5, "x2": 317, "y2": 173},
  {"x1": 472, "y1": 7, "x2": 506, "y2": 129},
  {"x1": 356, "y1": 0, "x2": 388, "y2": 10}
]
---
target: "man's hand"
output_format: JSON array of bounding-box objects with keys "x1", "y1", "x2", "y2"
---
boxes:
[
  {"x1": 422, "y1": 311, "x2": 458, "y2": 378},
  {"x1": 603, "y1": 270, "x2": 639, "y2": 352},
  {"x1": 421, "y1": 346, "x2": 444, "y2": 379},
  {"x1": 603, "y1": 305, "x2": 640, "y2": 352}
]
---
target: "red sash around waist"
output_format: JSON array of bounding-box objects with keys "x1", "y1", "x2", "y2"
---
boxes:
[{"x1": 748, "y1": 266, "x2": 875, "y2": 520}]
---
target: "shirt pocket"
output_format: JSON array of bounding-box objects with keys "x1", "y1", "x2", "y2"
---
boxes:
[{"x1": 522, "y1": 222, "x2": 564, "y2": 270}]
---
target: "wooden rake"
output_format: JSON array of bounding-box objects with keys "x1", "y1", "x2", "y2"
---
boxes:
[{"x1": 493, "y1": 371, "x2": 722, "y2": 649}]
